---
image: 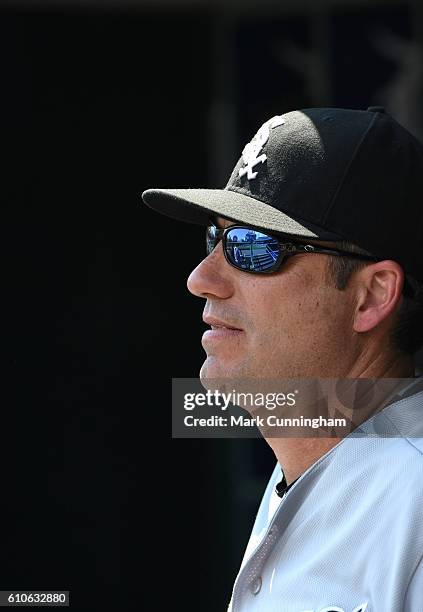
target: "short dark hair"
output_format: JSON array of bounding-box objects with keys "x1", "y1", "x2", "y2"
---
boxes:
[{"x1": 325, "y1": 241, "x2": 423, "y2": 355}]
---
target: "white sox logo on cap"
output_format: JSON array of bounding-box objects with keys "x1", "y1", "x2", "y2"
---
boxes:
[{"x1": 238, "y1": 115, "x2": 285, "y2": 180}]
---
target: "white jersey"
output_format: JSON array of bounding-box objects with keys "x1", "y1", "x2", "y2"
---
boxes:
[{"x1": 228, "y1": 377, "x2": 423, "y2": 612}]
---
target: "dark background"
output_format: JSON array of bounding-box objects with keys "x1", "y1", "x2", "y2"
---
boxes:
[{"x1": 3, "y1": 1, "x2": 423, "y2": 610}]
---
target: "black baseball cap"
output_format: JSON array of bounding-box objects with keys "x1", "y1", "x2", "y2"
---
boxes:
[{"x1": 142, "y1": 107, "x2": 423, "y2": 282}]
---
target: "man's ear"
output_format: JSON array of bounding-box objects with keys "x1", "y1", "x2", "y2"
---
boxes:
[{"x1": 353, "y1": 260, "x2": 405, "y2": 333}]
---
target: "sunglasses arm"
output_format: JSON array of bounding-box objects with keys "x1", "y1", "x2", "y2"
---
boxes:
[{"x1": 283, "y1": 242, "x2": 377, "y2": 262}]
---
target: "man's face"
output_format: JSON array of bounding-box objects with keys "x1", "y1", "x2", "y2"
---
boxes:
[{"x1": 187, "y1": 218, "x2": 359, "y2": 380}]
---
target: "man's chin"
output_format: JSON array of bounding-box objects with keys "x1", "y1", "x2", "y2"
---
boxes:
[
  {"x1": 199, "y1": 357, "x2": 242, "y2": 397},
  {"x1": 199, "y1": 359, "x2": 280, "y2": 408},
  {"x1": 200, "y1": 358, "x2": 223, "y2": 382},
  {"x1": 199, "y1": 356, "x2": 240, "y2": 382}
]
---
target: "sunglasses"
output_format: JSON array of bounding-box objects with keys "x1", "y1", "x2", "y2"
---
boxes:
[{"x1": 206, "y1": 224, "x2": 378, "y2": 274}]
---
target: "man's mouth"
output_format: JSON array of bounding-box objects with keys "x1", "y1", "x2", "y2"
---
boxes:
[{"x1": 202, "y1": 316, "x2": 244, "y2": 342}]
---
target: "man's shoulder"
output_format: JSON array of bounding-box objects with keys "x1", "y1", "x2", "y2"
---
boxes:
[
  {"x1": 346, "y1": 382, "x2": 423, "y2": 478},
  {"x1": 341, "y1": 431, "x2": 423, "y2": 481},
  {"x1": 371, "y1": 435, "x2": 423, "y2": 492}
]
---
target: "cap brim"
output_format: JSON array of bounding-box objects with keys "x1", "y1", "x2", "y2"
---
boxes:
[{"x1": 142, "y1": 187, "x2": 343, "y2": 241}]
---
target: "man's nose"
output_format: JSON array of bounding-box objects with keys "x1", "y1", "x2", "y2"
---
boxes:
[{"x1": 187, "y1": 243, "x2": 234, "y2": 299}]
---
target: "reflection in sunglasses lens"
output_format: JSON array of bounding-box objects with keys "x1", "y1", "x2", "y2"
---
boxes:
[
  {"x1": 206, "y1": 226, "x2": 217, "y2": 255},
  {"x1": 226, "y1": 228, "x2": 279, "y2": 271}
]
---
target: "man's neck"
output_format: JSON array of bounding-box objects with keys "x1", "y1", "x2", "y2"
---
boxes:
[
  {"x1": 347, "y1": 345, "x2": 414, "y2": 379},
  {"x1": 265, "y1": 353, "x2": 416, "y2": 486},
  {"x1": 267, "y1": 437, "x2": 342, "y2": 485}
]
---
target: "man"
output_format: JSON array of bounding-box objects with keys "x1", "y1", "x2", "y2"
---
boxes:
[{"x1": 142, "y1": 107, "x2": 423, "y2": 611}]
